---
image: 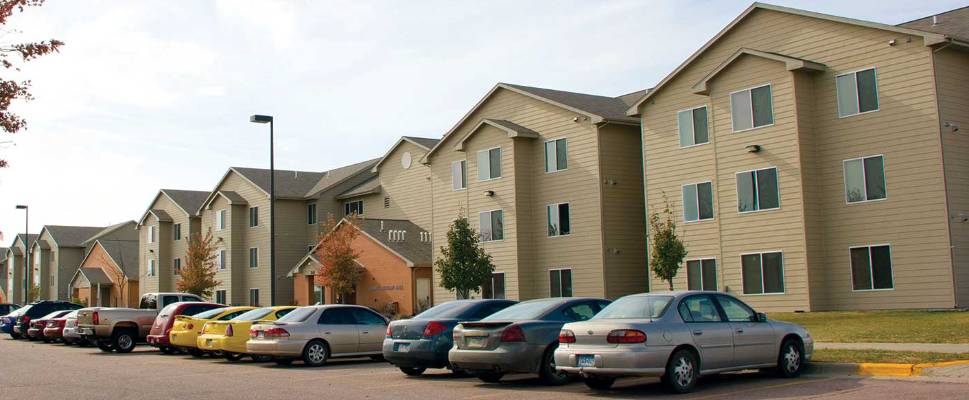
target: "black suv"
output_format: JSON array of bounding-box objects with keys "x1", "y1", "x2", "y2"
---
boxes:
[
  {"x1": 13, "y1": 301, "x2": 83, "y2": 339},
  {"x1": 0, "y1": 303, "x2": 21, "y2": 316}
]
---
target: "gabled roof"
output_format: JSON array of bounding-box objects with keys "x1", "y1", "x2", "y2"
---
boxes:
[
  {"x1": 161, "y1": 189, "x2": 209, "y2": 216},
  {"x1": 454, "y1": 119, "x2": 539, "y2": 151},
  {"x1": 692, "y1": 48, "x2": 825, "y2": 95},
  {"x1": 33, "y1": 240, "x2": 50, "y2": 250},
  {"x1": 625, "y1": 2, "x2": 964, "y2": 116},
  {"x1": 82, "y1": 221, "x2": 137, "y2": 246},
  {"x1": 287, "y1": 218, "x2": 431, "y2": 276},
  {"x1": 8, "y1": 234, "x2": 38, "y2": 253},
  {"x1": 77, "y1": 267, "x2": 113, "y2": 286},
  {"x1": 370, "y1": 136, "x2": 440, "y2": 172},
  {"x1": 898, "y1": 6, "x2": 969, "y2": 42},
  {"x1": 337, "y1": 177, "x2": 381, "y2": 200},
  {"x1": 0, "y1": 248, "x2": 7, "y2": 263},
  {"x1": 305, "y1": 159, "x2": 380, "y2": 198},
  {"x1": 82, "y1": 239, "x2": 140, "y2": 281},
  {"x1": 139, "y1": 209, "x2": 173, "y2": 225},
  {"x1": 40, "y1": 225, "x2": 105, "y2": 248}
]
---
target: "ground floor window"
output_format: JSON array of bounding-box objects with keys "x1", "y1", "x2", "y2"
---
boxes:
[
  {"x1": 215, "y1": 289, "x2": 226, "y2": 305},
  {"x1": 313, "y1": 284, "x2": 325, "y2": 304},
  {"x1": 249, "y1": 288, "x2": 260, "y2": 306},
  {"x1": 741, "y1": 252, "x2": 784, "y2": 294},
  {"x1": 850, "y1": 244, "x2": 893, "y2": 291},
  {"x1": 482, "y1": 272, "x2": 506, "y2": 299},
  {"x1": 550, "y1": 268, "x2": 573, "y2": 297},
  {"x1": 686, "y1": 259, "x2": 717, "y2": 291}
]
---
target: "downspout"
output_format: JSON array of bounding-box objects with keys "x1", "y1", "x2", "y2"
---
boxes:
[{"x1": 639, "y1": 119, "x2": 651, "y2": 292}]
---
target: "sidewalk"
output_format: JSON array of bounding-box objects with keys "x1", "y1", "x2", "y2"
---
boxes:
[{"x1": 816, "y1": 342, "x2": 969, "y2": 353}]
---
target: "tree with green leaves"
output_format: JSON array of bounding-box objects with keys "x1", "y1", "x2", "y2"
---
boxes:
[
  {"x1": 649, "y1": 198, "x2": 688, "y2": 291},
  {"x1": 436, "y1": 215, "x2": 495, "y2": 299}
]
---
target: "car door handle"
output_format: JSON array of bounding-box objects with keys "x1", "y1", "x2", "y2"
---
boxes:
[
  {"x1": 362, "y1": 331, "x2": 369, "y2": 334},
  {"x1": 692, "y1": 330, "x2": 703, "y2": 336},
  {"x1": 735, "y1": 329, "x2": 744, "y2": 334},
  {"x1": 324, "y1": 331, "x2": 332, "y2": 335}
]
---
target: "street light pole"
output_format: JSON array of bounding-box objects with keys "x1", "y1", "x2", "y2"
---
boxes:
[
  {"x1": 15, "y1": 205, "x2": 28, "y2": 304},
  {"x1": 250, "y1": 115, "x2": 275, "y2": 306}
]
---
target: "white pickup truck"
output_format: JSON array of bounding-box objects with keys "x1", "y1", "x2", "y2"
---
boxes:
[{"x1": 76, "y1": 292, "x2": 203, "y2": 353}]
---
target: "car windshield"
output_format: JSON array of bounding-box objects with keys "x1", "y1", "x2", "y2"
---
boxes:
[
  {"x1": 232, "y1": 307, "x2": 273, "y2": 321},
  {"x1": 276, "y1": 307, "x2": 316, "y2": 323},
  {"x1": 594, "y1": 295, "x2": 674, "y2": 320},
  {"x1": 192, "y1": 308, "x2": 227, "y2": 319},
  {"x1": 413, "y1": 301, "x2": 476, "y2": 319},
  {"x1": 482, "y1": 299, "x2": 559, "y2": 321}
]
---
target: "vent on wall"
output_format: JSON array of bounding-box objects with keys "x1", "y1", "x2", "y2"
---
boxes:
[
  {"x1": 419, "y1": 231, "x2": 430, "y2": 242},
  {"x1": 388, "y1": 230, "x2": 407, "y2": 242}
]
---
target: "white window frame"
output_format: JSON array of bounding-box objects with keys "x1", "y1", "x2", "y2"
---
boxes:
[
  {"x1": 215, "y1": 289, "x2": 227, "y2": 305},
  {"x1": 173, "y1": 223, "x2": 181, "y2": 241},
  {"x1": 249, "y1": 247, "x2": 258, "y2": 269},
  {"x1": 216, "y1": 209, "x2": 226, "y2": 231},
  {"x1": 218, "y1": 249, "x2": 226, "y2": 270},
  {"x1": 685, "y1": 257, "x2": 717, "y2": 291},
  {"x1": 730, "y1": 83, "x2": 775, "y2": 133},
  {"x1": 344, "y1": 200, "x2": 364, "y2": 216},
  {"x1": 849, "y1": 243, "x2": 895, "y2": 292},
  {"x1": 451, "y1": 160, "x2": 467, "y2": 191},
  {"x1": 546, "y1": 202, "x2": 571, "y2": 237},
  {"x1": 248, "y1": 206, "x2": 259, "y2": 228},
  {"x1": 842, "y1": 154, "x2": 887, "y2": 204},
  {"x1": 476, "y1": 146, "x2": 502, "y2": 182},
  {"x1": 482, "y1": 272, "x2": 506, "y2": 300},
  {"x1": 836, "y1": 66, "x2": 879, "y2": 118},
  {"x1": 544, "y1": 138, "x2": 568, "y2": 173},
  {"x1": 682, "y1": 181, "x2": 715, "y2": 222},
  {"x1": 249, "y1": 288, "x2": 260, "y2": 306},
  {"x1": 147, "y1": 225, "x2": 155, "y2": 243},
  {"x1": 549, "y1": 267, "x2": 573, "y2": 297},
  {"x1": 736, "y1": 167, "x2": 781, "y2": 214},
  {"x1": 147, "y1": 257, "x2": 156, "y2": 277},
  {"x1": 677, "y1": 105, "x2": 710, "y2": 148},
  {"x1": 478, "y1": 209, "x2": 504, "y2": 242},
  {"x1": 739, "y1": 250, "x2": 785, "y2": 296},
  {"x1": 173, "y1": 257, "x2": 181, "y2": 275}
]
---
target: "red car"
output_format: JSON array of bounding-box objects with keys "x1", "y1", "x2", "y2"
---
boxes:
[
  {"x1": 27, "y1": 310, "x2": 72, "y2": 342},
  {"x1": 147, "y1": 301, "x2": 223, "y2": 354},
  {"x1": 43, "y1": 309, "x2": 79, "y2": 343}
]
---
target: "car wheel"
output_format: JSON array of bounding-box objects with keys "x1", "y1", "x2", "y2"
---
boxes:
[
  {"x1": 274, "y1": 358, "x2": 294, "y2": 366},
  {"x1": 251, "y1": 354, "x2": 273, "y2": 362},
  {"x1": 224, "y1": 352, "x2": 245, "y2": 362},
  {"x1": 63, "y1": 338, "x2": 75, "y2": 346},
  {"x1": 112, "y1": 330, "x2": 137, "y2": 353},
  {"x1": 10, "y1": 332, "x2": 21, "y2": 339},
  {"x1": 370, "y1": 354, "x2": 385, "y2": 361},
  {"x1": 96, "y1": 339, "x2": 115, "y2": 353},
  {"x1": 538, "y1": 346, "x2": 570, "y2": 386},
  {"x1": 450, "y1": 366, "x2": 470, "y2": 377},
  {"x1": 476, "y1": 371, "x2": 504, "y2": 383},
  {"x1": 188, "y1": 348, "x2": 206, "y2": 358},
  {"x1": 302, "y1": 340, "x2": 329, "y2": 367},
  {"x1": 664, "y1": 349, "x2": 698, "y2": 394},
  {"x1": 399, "y1": 366, "x2": 426, "y2": 376},
  {"x1": 584, "y1": 376, "x2": 616, "y2": 391},
  {"x1": 776, "y1": 339, "x2": 804, "y2": 378},
  {"x1": 42, "y1": 337, "x2": 52, "y2": 343}
]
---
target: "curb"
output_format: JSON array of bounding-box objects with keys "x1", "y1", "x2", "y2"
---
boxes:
[{"x1": 807, "y1": 360, "x2": 969, "y2": 377}]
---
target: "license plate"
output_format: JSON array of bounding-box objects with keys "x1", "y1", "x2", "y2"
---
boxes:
[
  {"x1": 257, "y1": 332, "x2": 265, "y2": 339},
  {"x1": 394, "y1": 343, "x2": 410, "y2": 352},
  {"x1": 206, "y1": 339, "x2": 213, "y2": 345},
  {"x1": 466, "y1": 337, "x2": 487, "y2": 348},
  {"x1": 79, "y1": 328, "x2": 93, "y2": 335},
  {"x1": 577, "y1": 355, "x2": 596, "y2": 367}
]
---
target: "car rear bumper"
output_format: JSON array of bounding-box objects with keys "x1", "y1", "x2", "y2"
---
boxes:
[
  {"x1": 382, "y1": 338, "x2": 450, "y2": 368},
  {"x1": 554, "y1": 345, "x2": 672, "y2": 377},
  {"x1": 146, "y1": 334, "x2": 170, "y2": 346},
  {"x1": 448, "y1": 343, "x2": 544, "y2": 374},
  {"x1": 27, "y1": 328, "x2": 43, "y2": 338},
  {"x1": 62, "y1": 327, "x2": 80, "y2": 339},
  {"x1": 246, "y1": 339, "x2": 306, "y2": 357},
  {"x1": 169, "y1": 331, "x2": 200, "y2": 348},
  {"x1": 43, "y1": 327, "x2": 64, "y2": 339},
  {"x1": 197, "y1": 334, "x2": 233, "y2": 352}
]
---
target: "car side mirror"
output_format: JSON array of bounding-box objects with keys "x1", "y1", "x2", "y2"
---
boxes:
[{"x1": 755, "y1": 312, "x2": 768, "y2": 322}]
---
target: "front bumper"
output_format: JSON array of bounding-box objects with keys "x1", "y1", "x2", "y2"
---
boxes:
[
  {"x1": 448, "y1": 343, "x2": 544, "y2": 374},
  {"x1": 246, "y1": 338, "x2": 306, "y2": 357},
  {"x1": 554, "y1": 345, "x2": 672, "y2": 377},
  {"x1": 382, "y1": 338, "x2": 450, "y2": 369}
]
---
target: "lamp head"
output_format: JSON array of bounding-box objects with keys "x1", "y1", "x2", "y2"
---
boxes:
[
  {"x1": 15, "y1": 205, "x2": 27, "y2": 209},
  {"x1": 250, "y1": 115, "x2": 273, "y2": 124}
]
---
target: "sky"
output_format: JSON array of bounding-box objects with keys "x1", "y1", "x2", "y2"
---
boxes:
[{"x1": 0, "y1": 0, "x2": 964, "y2": 243}]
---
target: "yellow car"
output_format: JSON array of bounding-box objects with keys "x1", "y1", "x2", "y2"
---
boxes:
[
  {"x1": 197, "y1": 306, "x2": 297, "y2": 361},
  {"x1": 169, "y1": 306, "x2": 254, "y2": 357}
]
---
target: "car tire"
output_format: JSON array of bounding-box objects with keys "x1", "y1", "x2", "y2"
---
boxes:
[
  {"x1": 399, "y1": 366, "x2": 426, "y2": 376},
  {"x1": 538, "y1": 345, "x2": 570, "y2": 386},
  {"x1": 251, "y1": 355, "x2": 273, "y2": 362},
  {"x1": 476, "y1": 371, "x2": 504, "y2": 383},
  {"x1": 776, "y1": 339, "x2": 804, "y2": 378},
  {"x1": 663, "y1": 349, "x2": 698, "y2": 394},
  {"x1": 112, "y1": 329, "x2": 137, "y2": 353},
  {"x1": 370, "y1": 354, "x2": 385, "y2": 361},
  {"x1": 96, "y1": 339, "x2": 115, "y2": 352},
  {"x1": 301, "y1": 340, "x2": 329, "y2": 367},
  {"x1": 274, "y1": 358, "x2": 294, "y2": 366},
  {"x1": 450, "y1": 366, "x2": 470, "y2": 377},
  {"x1": 63, "y1": 338, "x2": 75, "y2": 346},
  {"x1": 584, "y1": 376, "x2": 616, "y2": 391},
  {"x1": 188, "y1": 348, "x2": 206, "y2": 358},
  {"x1": 10, "y1": 332, "x2": 21, "y2": 339},
  {"x1": 224, "y1": 352, "x2": 245, "y2": 362}
]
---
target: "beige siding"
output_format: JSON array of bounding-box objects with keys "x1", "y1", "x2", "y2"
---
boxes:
[
  {"x1": 138, "y1": 193, "x2": 199, "y2": 296},
  {"x1": 367, "y1": 141, "x2": 434, "y2": 230}
]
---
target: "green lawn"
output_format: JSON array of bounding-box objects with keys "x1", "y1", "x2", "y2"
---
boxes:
[
  {"x1": 812, "y1": 349, "x2": 969, "y2": 364},
  {"x1": 770, "y1": 310, "x2": 969, "y2": 344}
]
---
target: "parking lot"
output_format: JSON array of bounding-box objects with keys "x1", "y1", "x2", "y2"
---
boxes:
[{"x1": 1, "y1": 338, "x2": 966, "y2": 399}]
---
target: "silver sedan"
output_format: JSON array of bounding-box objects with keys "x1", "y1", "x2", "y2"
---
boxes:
[{"x1": 555, "y1": 291, "x2": 813, "y2": 393}]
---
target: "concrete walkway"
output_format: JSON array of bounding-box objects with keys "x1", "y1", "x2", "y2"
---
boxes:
[{"x1": 816, "y1": 342, "x2": 969, "y2": 353}]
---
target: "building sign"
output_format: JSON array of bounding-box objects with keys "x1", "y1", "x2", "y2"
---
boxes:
[{"x1": 369, "y1": 284, "x2": 403, "y2": 291}]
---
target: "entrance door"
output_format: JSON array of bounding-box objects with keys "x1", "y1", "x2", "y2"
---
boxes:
[{"x1": 415, "y1": 278, "x2": 431, "y2": 313}]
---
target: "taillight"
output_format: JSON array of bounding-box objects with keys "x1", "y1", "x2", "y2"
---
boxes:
[
  {"x1": 606, "y1": 329, "x2": 647, "y2": 344},
  {"x1": 558, "y1": 329, "x2": 576, "y2": 344},
  {"x1": 249, "y1": 328, "x2": 259, "y2": 338},
  {"x1": 385, "y1": 324, "x2": 392, "y2": 338},
  {"x1": 22, "y1": 316, "x2": 30, "y2": 324},
  {"x1": 58, "y1": 320, "x2": 66, "y2": 327},
  {"x1": 91, "y1": 312, "x2": 99, "y2": 325},
  {"x1": 225, "y1": 324, "x2": 234, "y2": 337},
  {"x1": 186, "y1": 323, "x2": 194, "y2": 330},
  {"x1": 422, "y1": 321, "x2": 446, "y2": 338},
  {"x1": 500, "y1": 325, "x2": 526, "y2": 342},
  {"x1": 264, "y1": 327, "x2": 290, "y2": 338}
]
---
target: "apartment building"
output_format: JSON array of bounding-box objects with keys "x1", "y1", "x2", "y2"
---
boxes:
[
  {"x1": 627, "y1": 3, "x2": 969, "y2": 311},
  {"x1": 29, "y1": 224, "x2": 129, "y2": 301},
  {"x1": 4, "y1": 234, "x2": 38, "y2": 304},
  {"x1": 0, "y1": 249, "x2": 7, "y2": 303},
  {"x1": 137, "y1": 189, "x2": 209, "y2": 294},
  {"x1": 70, "y1": 238, "x2": 140, "y2": 307},
  {"x1": 422, "y1": 83, "x2": 648, "y2": 304},
  {"x1": 195, "y1": 161, "x2": 376, "y2": 306}
]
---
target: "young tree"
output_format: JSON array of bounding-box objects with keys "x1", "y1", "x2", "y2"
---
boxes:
[
  {"x1": 0, "y1": 0, "x2": 64, "y2": 167},
  {"x1": 314, "y1": 214, "x2": 363, "y2": 304},
  {"x1": 177, "y1": 229, "x2": 221, "y2": 298},
  {"x1": 27, "y1": 284, "x2": 39, "y2": 302},
  {"x1": 435, "y1": 215, "x2": 495, "y2": 299},
  {"x1": 649, "y1": 198, "x2": 688, "y2": 291}
]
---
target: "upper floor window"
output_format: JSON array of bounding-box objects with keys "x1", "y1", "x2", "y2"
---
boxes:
[
  {"x1": 249, "y1": 247, "x2": 258, "y2": 269},
  {"x1": 479, "y1": 210, "x2": 504, "y2": 242},
  {"x1": 837, "y1": 68, "x2": 878, "y2": 117},
  {"x1": 850, "y1": 244, "x2": 893, "y2": 291},
  {"x1": 741, "y1": 251, "x2": 784, "y2": 294},
  {"x1": 173, "y1": 223, "x2": 181, "y2": 241},
  {"x1": 248, "y1": 206, "x2": 259, "y2": 228},
  {"x1": 678, "y1": 106, "x2": 709, "y2": 147},
  {"x1": 547, "y1": 203, "x2": 571, "y2": 237},
  {"x1": 344, "y1": 200, "x2": 363, "y2": 216},
  {"x1": 147, "y1": 225, "x2": 156, "y2": 243},
  {"x1": 451, "y1": 160, "x2": 467, "y2": 190},
  {"x1": 687, "y1": 259, "x2": 717, "y2": 291},
  {"x1": 146, "y1": 257, "x2": 156, "y2": 277},
  {"x1": 545, "y1": 138, "x2": 568, "y2": 172},
  {"x1": 173, "y1": 258, "x2": 181, "y2": 275},
  {"x1": 683, "y1": 182, "x2": 714, "y2": 222},
  {"x1": 476, "y1": 147, "x2": 501, "y2": 181},
  {"x1": 307, "y1": 203, "x2": 317, "y2": 225},
  {"x1": 730, "y1": 84, "x2": 773, "y2": 132},
  {"x1": 844, "y1": 155, "x2": 886, "y2": 203},
  {"x1": 218, "y1": 250, "x2": 226, "y2": 270},
  {"x1": 737, "y1": 167, "x2": 779, "y2": 212},
  {"x1": 216, "y1": 209, "x2": 226, "y2": 230}
]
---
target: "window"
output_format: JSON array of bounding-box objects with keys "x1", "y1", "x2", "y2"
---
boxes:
[
  {"x1": 249, "y1": 288, "x2": 259, "y2": 306},
  {"x1": 678, "y1": 106, "x2": 709, "y2": 147},
  {"x1": 173, "y1": 258, "x2": 181, "y2": 275},
  {"x1": 351, "y1": 308, "x2": 387, "y2": 325},
  {"x1": 715, "y1": 295, "x2": 755, "y2": 322},
  {"x1": 173, "y1": 223, "x2": 181, "y2": 241},
  {"x1": 249, "y1": 207, "x2": 259, "y2": 227},
  {"x1": 742, "y1": 252, "x2": 785, "y2": 294},
  {"x1": 550, "y1": 268, "x2": 573, "y2": 297},
  {"x1": 545, "y1": 138, "x2": 568, "y2": 172},
  {"x1": 307, "y1": 245, "x2": 315, "y2": 254},
  {"x1": 147, "y1": 225, "x2": 155, "y2": 243},
  {"x1": 344, "y1": 200, "x2": 363, "y2": 216},
  {"x1": 850, "y1": 245, "x2": 893, "y2": 291},
  {"x1": 482, "y1": 272, "x2": 506, "y2": 300},
  {"x1": 681, "y1": 295, "x2": 722, "y2": 322},
  {"x1": 162, "y1": 295, "x2": 179, "y2": 307},
  {"x1": 218, "y1": 250, "x2": 226, "y2": 270},
  {"x1": 147, "y1": 257, "x2": 156, "y2": 277},
  {"x1": 547, "y1": 203, "x2": 571, "y2": 237},
  {"x1": 558, "y1": 303, "x2": 598, "y2": 322},
  {"x1": 215, "y1": 290, "x2": 226, "y2": 305},
  {"x1": 476, "y1": 147, "x2": 501, "y2": 181},
  {"x1": 383, "y1": 196, "x2": 390, "y2": 209},
  {"x1": 844, "y1": 155, "x2": 886, "y2": 203},
  {"x1": 687, "y1": 259, "x2": 717, "y2": 291},
  {"x1": 683, "y1": 182, "x2": 714, "y2": 221},
  {"x1": 313, "y1": 285, "x2": 325, "y2": 304},
  {"x1": 249, "y1": 248, "x2": 258, "y2": 269},
  {"x1": 319, "y1": 308, "x2": 356, "y2": 325},
  {"x1": 478, "y1": 210, "x2": 504, "y2": 241},
  {"x1": 837, "y1": 68, "x2": 879, "y2": 117},
  {"x1": 216, "y1": 209, "x2": 226, "y2": 230},
  {"x1": 731, "y1": 84, "x2": 773, "y2": 131},
  {"x1": 306, "y1": 203, "x2": 317, "y2": 225},
  {"x1": 451, "y1": 160, "x2": 467, "y2": 190},
  {"x1": 737, "y1": 167, "x2": 779, "y2": 212}
]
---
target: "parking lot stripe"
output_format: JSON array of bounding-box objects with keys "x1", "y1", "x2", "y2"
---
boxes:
[{"x1": 688, "y1": 377, "x2": 837, "y2": 399}]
